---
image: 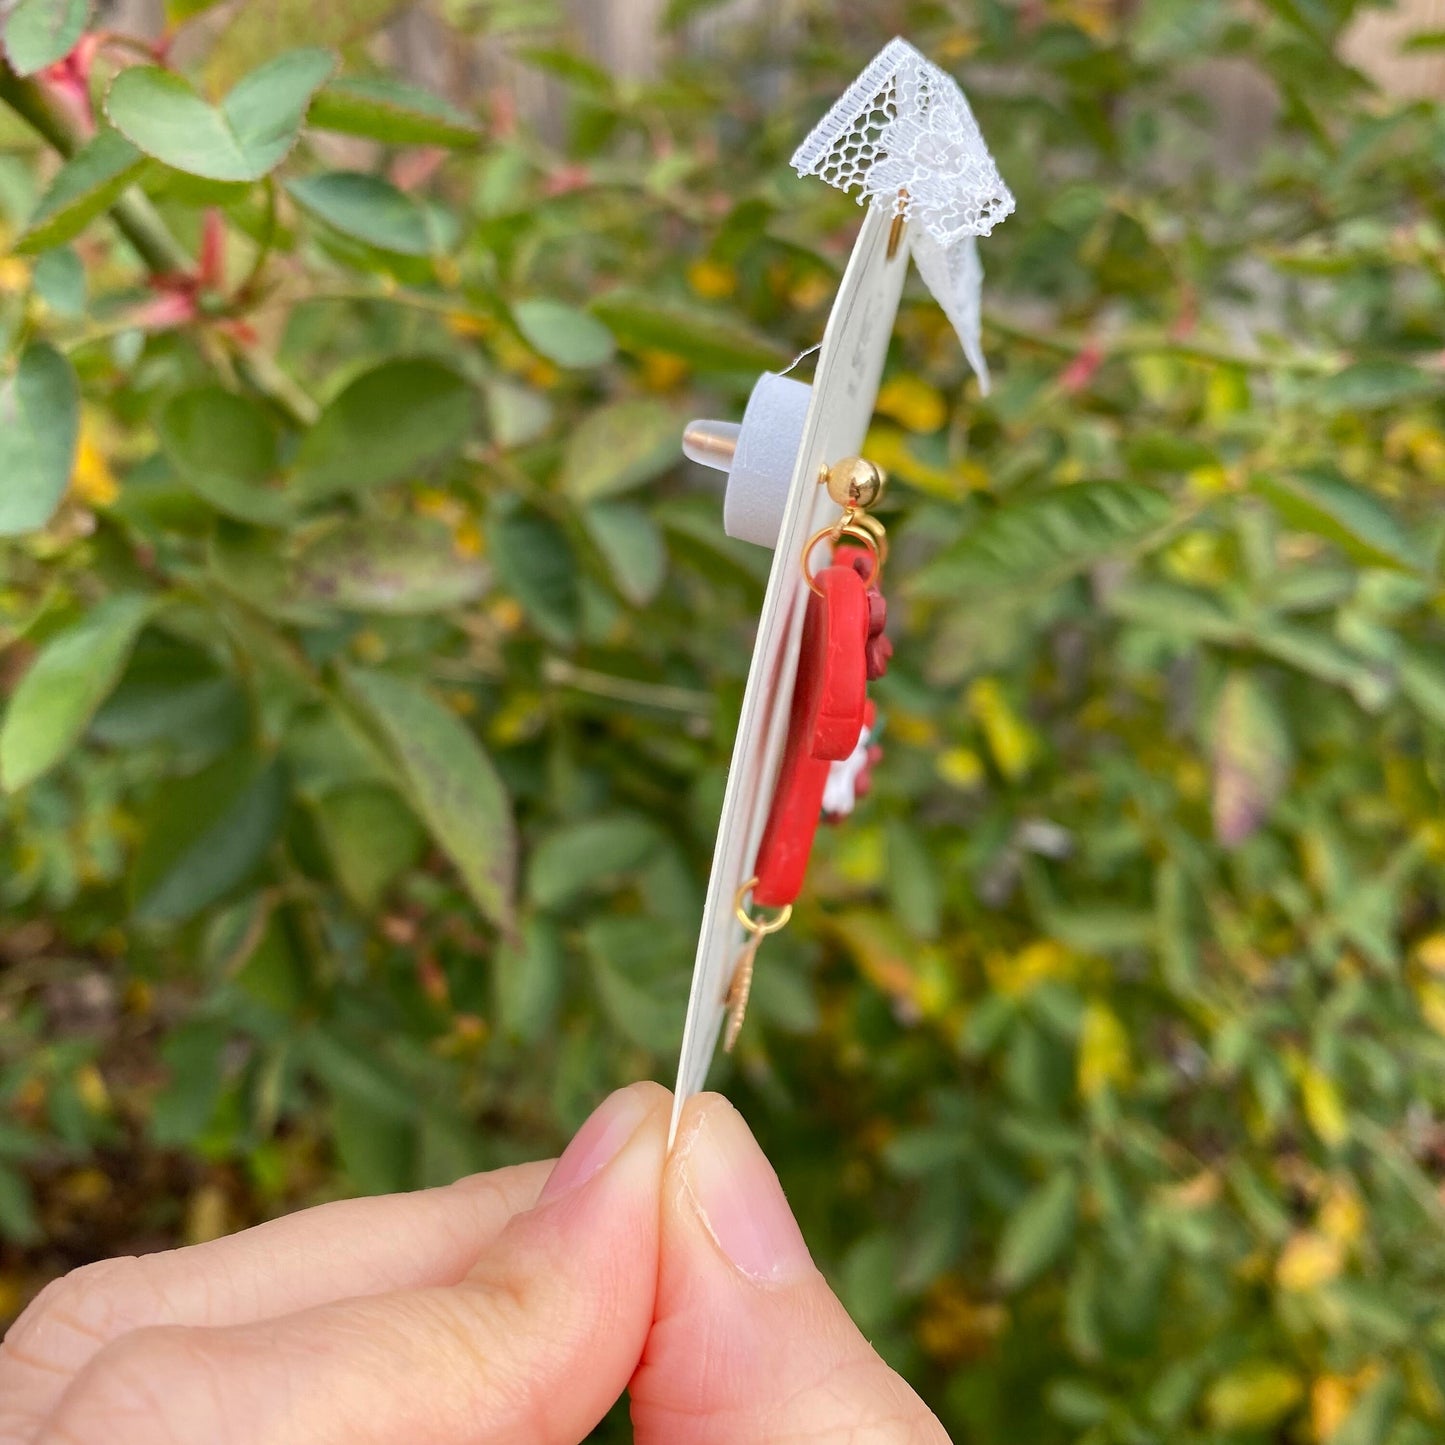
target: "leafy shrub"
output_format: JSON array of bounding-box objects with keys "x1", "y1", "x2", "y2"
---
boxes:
[{"x1": 3, "y1": 0, "x2": 1445, "y2": 1440}]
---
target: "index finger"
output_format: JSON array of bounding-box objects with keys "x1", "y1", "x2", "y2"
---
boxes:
[
  {"x1": 0, "y1": 1157, "x2": 550, "y2": 1442},
  {"x1": 34, "y1": 1082, "x2": 670, "y2": 1445}
]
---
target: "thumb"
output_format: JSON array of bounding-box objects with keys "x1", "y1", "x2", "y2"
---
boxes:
[{"x1": 630, "y1": 1094, "x2": 950, "y2": 1444}]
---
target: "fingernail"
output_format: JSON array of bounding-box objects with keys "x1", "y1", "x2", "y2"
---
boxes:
[
  {"x1": 539, "y1": 1085, "x2": 654, "y2": 1202},
  {"x1": 682, "y1": 1102, "x2": 814, "y2": 1284}
]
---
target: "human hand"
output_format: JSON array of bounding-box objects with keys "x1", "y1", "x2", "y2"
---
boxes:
[{"x1": 0, "y1": 1083, "x2": 948, "y2": 1443}]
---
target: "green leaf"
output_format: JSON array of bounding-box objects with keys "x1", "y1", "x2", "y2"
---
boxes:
[
  {"x1": 105, "y1": 48, "x2": 336, "y2": 183},
  {"x1": 1104, "y1": 579, "x2": 1241, "y2": 644},
  {"x1": 158, "y1": 385, "x2": 289, "y2": 525},
  {"x1": 0, "y1": 1162, "x2": 41, "y2": 1245},
  {"x1": 1204, "y1": 1361, "x2": 1304, "y2": 1430},
  {"x1": 0, "y1": 594, "x2": 153, "y2": 792},
  {"x1": 344, "y1": 668, "x2": 517, "y2": 934},
  {"x1": 0, "y1": 342, "x2": 80, "y2": 537},
  {"x1": 913, "y1": 482, "x2": 1174, "y2": 598},
  {"x1": 205, "y1": 0, "x2": 403, "y2": 88},
  {"x1": 515, "y1": 45, "x2": 613, "y2": 94},
  {"x1": 561, "y1": 398, "x2": 680, "y2": 502},
  {"x1": 528, "y1": 814, "x2": 663, "y2": 909},
  {"x1": 292, "y1": 358, "x2": 474, "y2": 498},
  {"x1": 661, "y1": 0, "x2": 733, "y2": 30},
  {"x1": 313, "y1": 784, "x2": 424, "y2": 909},
  {"x1": 167, "y1": 0, "x2": 224, "y2": 20},
  {"x1": 331, "y1": 1092, "x2": 414, "y2": 1194},
  {"x1": 309, "y1": 75, "x2": 479, "y2": 147},
  {"x1": 1400, "y1": 647, "x2": 1445, "y2": 728},
  {"x1": 486, "y1": 379, "x2": 553, "y2": 449},
  {"x1": 494, "y1": 916, "x2": 564, "y2": 1045},
  {"x1": 149, "y1": 1020, "x2": 229, "y2": 1146},
  {"x1": 1331, "y1": 1369, "x2": 1403, "y2": 1445},
  {"x1": 0, "y1": 1123, "x2": 43, "y2": 1162},
  {"x1": 90, "y1": 636, "x2": 244, "y2": 758},
  {"x1": 1211, "y1": 670, "x2": 1291, "y2": 848},
  {"x1": 294, "y1": 517, "x2": 487, "y2": 614},
  {"x1": 996, "y1": 1170, "x2": 1078, "y2": 1289},
  {"x1": 582, "y1": 501, "x2": 668, "y2": 605},
  {"x1": 513, "y1": 298, "x2": 615, "y2": 369},
  {"x1": 131, "y1": 752, "x2": 287, "y2": 922},
  {"x1": 490, "y1": 505, "x2": 579, "y2": 644},
  {"x1": 1311, "y1": 360, "x2": 1437, "y2": 412},
  {"x1": 17, "y1": 129, "x2": 146, "y2": 254},
  {"x1": 1254, "y1": 469, "x2": 1424, "y2": 571},
  {"x1": 590, "y1": 290, "x2": 787, "y2": 372},
  {"x1": 31, "y1": 246, "x2": 86, "y2": 314},
  {"x1": 287, "y1": 171, "x2": 437, "y2": 256},
  {"x1": 305, "y1": 1027, "x2": 417, "y2": 1119},
  {"x1": 584, "y1": 916, "x2": 691, "y2": 1051},
  {"x1": 1252, "y1": 621, "x2": 1390, "y2": 711},
  {"x1": 2, "y1": 0, "x2": 89, "y2": 76}
]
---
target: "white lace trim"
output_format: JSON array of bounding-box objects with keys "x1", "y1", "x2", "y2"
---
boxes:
[
  {"x1": 791, "y1": 37, "x2": 1013, "y2": 386},
  {"x1": 913, "y1": 232, "x2": 989, "y2": 390}
]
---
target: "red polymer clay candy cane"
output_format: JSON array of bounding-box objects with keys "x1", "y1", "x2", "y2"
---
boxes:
[{"x1": 752, "y1": 546, "x2": 889, "y2": 908}]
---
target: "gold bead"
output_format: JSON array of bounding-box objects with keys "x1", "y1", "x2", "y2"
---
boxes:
[{"x1": 822, "y1": 456, "x2": 886, "y2": 510}]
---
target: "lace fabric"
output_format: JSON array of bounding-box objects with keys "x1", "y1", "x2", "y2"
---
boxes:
[
  {"x1": 791, "y1": 37, "x2": 1013, "y2": 388},
  {"x1": 913, "y1": 232, "x2": 989, "y2": 390}
]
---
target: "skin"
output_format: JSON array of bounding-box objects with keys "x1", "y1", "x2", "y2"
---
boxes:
[{"x1": 0, "y1": 1084, "x2": 949, "y2": 1444}]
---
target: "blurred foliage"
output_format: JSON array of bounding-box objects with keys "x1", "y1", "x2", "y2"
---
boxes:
[{"x1": 4, "y1": 0, "x2": 1445, "y2": 1440}]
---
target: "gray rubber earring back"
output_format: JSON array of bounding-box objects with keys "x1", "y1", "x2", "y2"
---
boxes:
[{"x1": 682, "y1": 371, "x2": 811, "y2": 550}]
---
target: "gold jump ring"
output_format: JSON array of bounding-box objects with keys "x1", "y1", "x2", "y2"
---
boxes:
[
  {"x1": 734, "y1": 876, "x2": 793, "y2": 936},
  {"x1": 800, "y1": 520, "x2": 885, "y2": 596}
]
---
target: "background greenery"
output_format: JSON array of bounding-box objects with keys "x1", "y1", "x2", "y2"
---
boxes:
[{"x1": 3, "y1": 0, "x2": 1445, "y2": 1439}]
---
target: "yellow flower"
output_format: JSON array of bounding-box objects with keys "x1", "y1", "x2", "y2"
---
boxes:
[
  {"x1": 862, "y1": 423, "x2": 977, "y2": 498},
  {"x1": 489, "y1": 597, "x2": 525, "y2": 634},
  {"x1": 1311, "y1": 1366, "x2": 1381, "y2": 1442},
  {"x1": 876, "y1": 375, "x2": 948, "y2": 434},
  {"x1": 916, "y1": 1281, "x2": 1007, "y2": 1363},
  {"x1": 686, "y1": 258, "x2": 737, "y2": 300},
  {"x1": 1295, "y1": 1057, "x2": 1349, "y2": 1148},
  {"x1": 351, "y1": 629, "x2": 387, "y2": 664},
  {"x1": 1415, "y1": 931, "x2": 1445, "y2": 975},
  {"x1": 986, "y1": 939, "x2": 1075, "y2": 998},
  {"x1": 1205, "y1": 1362, "x2": 1304, "y2": 1430},
  {"x1": 71, "y1": 425, "x2": 118, "y2": 508},
  {"x1": 1078, "y1": 999, "x2": 1131, "y2": 1099},
  {"x1": 787, "y1": 271, "x2": 834, "y2": 310},
  {"x1": 490, "y1": 689, "x2": 546, "y2": 745},
  {"x1": 1186, "y1": 463, "x2": 1232, "y2": 496},
  {"x1": 1318, "y1": 1181, "x2": 1365, "y2": 1247},
  {"x1": 1056, "y1": 0, "x2": 1116, "y2": 40},
  {"x1": 936, "y1": 746, "x2": 983, "y2": 791},
  {"x1": 74, "y1": 1064, "x2": 110, "y2": 1116},
  {"x1": 445, "y1": 309, "x2": 491, "y2": 339},
  {"x1": 888, "y1": 711, "x2": 937, "y2": 747},
  {"x1": 453, "y1": 517, "x2": 484, "y2": 558},
  {"x1": 1276, "y1": 1231, "x2": 1344, "y2": 1292},
  {"x1": 639, "y1": 350, "x2": 689, "y2": 392},
  {"x1": 0, "y1": 256, "x2": 30, "y2": 293},
  {"x1": 967, "y1": 677, "x2": 1039, "y2": 782},
  {"x1": 1312, "y1": 1375, "x2": 1354, "y2": 1441}
]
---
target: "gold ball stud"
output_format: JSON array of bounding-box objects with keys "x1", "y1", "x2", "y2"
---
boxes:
[{"x1": 822, "y1": 456, "x2": 886, "y2": 511}]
